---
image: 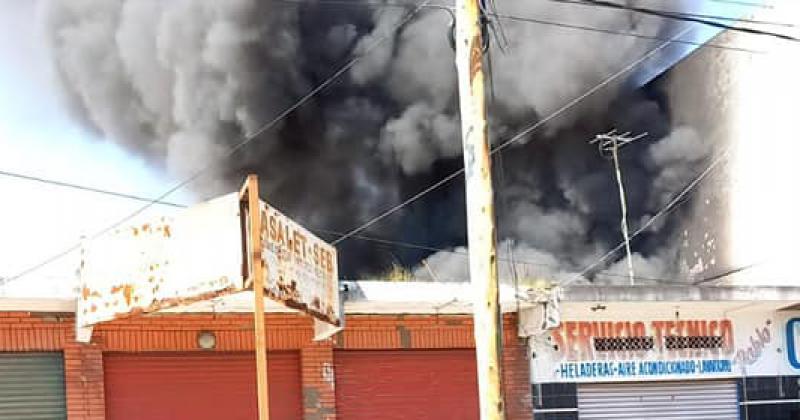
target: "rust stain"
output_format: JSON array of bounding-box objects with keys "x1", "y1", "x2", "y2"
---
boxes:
[
  {"x1": 132, "y1": 227, "x2": 139, "y2": 236},
  {"x1": 142, "y1": 223, "x2": 151, "y2": 232},
  {"x1": 110, "y1": 285, "x2": 122, "y2": 294},
  {"x1": 469, "y1": 33, "x2": 483, "y2": 83},
  {"x1": 123, "y1": 285, "x2": 134, "y2": 306},
  {"x1": 163, "y1": 225, "x2": 172, "y2": 238},
  {"x1": 81, "y1": 287, "x2": 91, "y2": 300},
  {"x1": 90, "y1": 304, "x2": 97, "y2": 313}
]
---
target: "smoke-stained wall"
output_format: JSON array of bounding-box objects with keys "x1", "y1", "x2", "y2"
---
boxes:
[{"x1": 42, "y1": 0, "x2": 732, "y2": 281}]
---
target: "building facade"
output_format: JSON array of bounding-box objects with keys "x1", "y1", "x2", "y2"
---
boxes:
[
  {"x1": 0, "y1": 284, "x2": 533, "y2": 420},
  {"x1": 524, "y1": 286, "x2": 800, "y2": 420}
]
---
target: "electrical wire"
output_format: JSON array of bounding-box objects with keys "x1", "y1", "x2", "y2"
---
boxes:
[
  {"x1": 711, "y1": 0, "x2": 774, "y2": 9},
  {"x1": 0, "y1": 169, "x2": 716, "y2": 286},
  {"x1": 493, "y1": 13, "x2": 764, "y2": 54},
  {"x1": 555, "y1": 0, "x2": 800, "y2": 42},
  {"x1": 4, "y1": 0, "x2": 434, "y2": 283},
  {"x1": 692, "y1": 260, "x2": 764, "y2": 285},
  {"x1": 565, "y1": 147, "x2": 731, "y2": 286},
  {"x1": 331, "y1": 26, "x2": 695, "y2": 246},
  {"x1": 0, "y1": 170, "x2": 187, "y2": 208},
  {"x1": 313, "y1": 227, "x2": 686, "y2": 283},
  {"x1": 269, "y1": 0, "x2": 765, "y2": 54}
]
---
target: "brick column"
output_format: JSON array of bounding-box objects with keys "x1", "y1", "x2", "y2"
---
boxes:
[
  {"x1": 503, "y1": 315, "x2": 534, "y2": 420},
  {"x1": 64, "y1": 336, "x2": 106, "y2": 420},
  {"x1": 301, "y1": 344, "x2": 336, "y2": 420}
]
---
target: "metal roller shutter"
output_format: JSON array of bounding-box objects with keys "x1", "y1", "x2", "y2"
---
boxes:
[
  {"x1": 104, "y1": 352, "x2": 302, "y2": 420},
  {"x1": 578, "y1": 380, "x2": 739, "y2": 420},
  {"x1": 0, "y1": 352, "x2": 66, "y2": 420},
  {"x1": 335, "y1": 349, "x2": 479, "y2": 420}
]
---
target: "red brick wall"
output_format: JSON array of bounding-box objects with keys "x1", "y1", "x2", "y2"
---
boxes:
[
  {"x1": 0, "y1": 311, "x2": 532, "y2": 420},
  {"x1": 301, "y1": 345, "x2": 336, "y2": 420},
  {"x1": 64, "y1": 337, "x2": 105, "y2": 420}
]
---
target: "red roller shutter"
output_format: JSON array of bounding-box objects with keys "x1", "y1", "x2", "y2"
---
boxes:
[
  {"x1": 335, "y1": 349, "x2": 479, "y2": 420},
  {"x1": 104, "y1": 352, "x2": 302, "y2": 420}
]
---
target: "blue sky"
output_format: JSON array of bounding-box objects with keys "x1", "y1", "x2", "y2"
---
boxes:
[{"x1": 0, "y1": 1, "x2": 190, "y2": 296}]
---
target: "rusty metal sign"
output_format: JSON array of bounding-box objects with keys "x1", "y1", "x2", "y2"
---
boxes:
[
  {"x1": 251, "y1": 201, "x2": 340, "y2": 327},
  {"x1": 76, "y1": 193, "x2": 244, "y2": 336}
]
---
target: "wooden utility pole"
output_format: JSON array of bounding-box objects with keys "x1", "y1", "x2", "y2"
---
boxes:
[
  {"x1": 240, "y1": 175, "x2": 270, "y2": 420},
  {"x1": 454, "y1": 1, "x2": 506, "y2": 418}
]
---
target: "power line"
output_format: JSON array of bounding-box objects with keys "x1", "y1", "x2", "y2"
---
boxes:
[
  {"x1": 314, "y1": 227, "x2": 685, "y2": 283},
  {"x1": 0, "y1": 165, "x2": 672, "y2": 285},
  {"x1": 692, "y1": 260, "x2": 764, "y2": 285},
  {"x1": 0, "y1": 170, "x2": 187, "y2": 208},
  {"x1": 270, "y1": 0, "x2": 765, "y2": 54},
  {"x1": 565, "y1": 147, "x2": 731, "y2": 286},
  {"x1": 493, "y1": 13, "x2": 764, "y2": 54},
  {"x1": 5, "y1": 0, "x2": 434, "y2": 283},
  {"x1": 332, "y1": 25, "x2": 695, "y2": 246},
  {"x1": 0, "y1": 167, "x2": 725, "y2": 287},
  {"x1": 711, "y1": 0, "x2": 774, "y2": 9},
  {"x1": 555, "y1": 0, "x2": 800, "y2": 42},
  {"x1": 0, "y1": 164, "x2": 677, "y2": 285}
]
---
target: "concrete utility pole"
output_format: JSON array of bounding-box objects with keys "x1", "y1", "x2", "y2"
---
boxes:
[
  {"x1": 590, "y1": 129, "x2": 647, "y2": 286},
  {"x1": 454, "y1": 0, "x2": 506, "y2": 418}
]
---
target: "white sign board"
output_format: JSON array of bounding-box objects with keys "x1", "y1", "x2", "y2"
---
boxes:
[
  {"x1": 77, "y1": 194, "x2": 243, "y2": 333},
  {"x1": 530, "y1": 307, "x2": 790, "y2": 383},
  {"x1": 256, "y1": 202, "x2": 340, "y2": 327}
]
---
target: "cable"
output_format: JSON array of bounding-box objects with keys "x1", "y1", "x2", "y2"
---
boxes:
[
  {"x1": 493, "y1": 13, "x2": 764, "y2": 54},
  {"x1": 0, "y1": 167, "x2": 702, "y2": 286},
  {"x1": 270, "y1": 0, "x2": 765, "y2": 54},
  {"x1": 692, "y1": 260, "x2": 764, "y2": 285},
  {"x1": 332, "y1": 26, "x2": 696, "y2": 246},
  {"x1": 314, "y1": 227, "x2": 685, "y2": 283},
  {"x1": 711, "y1": 0, "x2": 774, "y2": 8},
  {"x1": 0, "y1": 170, "x2": 187, "y2": 208},
  {"x1": 565, "y1": 147, "x2": 731, "y2": 286},
  {"x1": 0, "y1": 163, "x2": 678, "y2": 285},
  {"x1": 5, "y1": 0, "x2": 433, "y2": 282},
  {"x1": 555, "y1": 0, "x2": 800, "y2": 42}
]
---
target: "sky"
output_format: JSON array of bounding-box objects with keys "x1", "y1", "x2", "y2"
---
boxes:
[{"x1": 0, "y1": 1, "x2": 191, "y2": 297}]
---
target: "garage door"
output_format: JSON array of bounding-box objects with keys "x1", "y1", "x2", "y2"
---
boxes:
[
  {"x1": 578, "y1": 380, "x2": 739, "y2": 419},
  {"x1": 104, "y1": 352, "x2": 301, "y2": 420},
  {"x1": 0, "y1": 352, "x2": 66, "y2": 420},
  {"x1": 335, "y1": 349, "x2": 479, "y2": 420}
]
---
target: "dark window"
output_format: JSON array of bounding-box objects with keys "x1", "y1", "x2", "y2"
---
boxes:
[
  {"x1": 664, "y1": 335, "x2": 723, "y2": 350},
  {"x1": 594, "y1": 336, "x2": 654, "y2": 351},
  {"x1": 741, "y1": 402, "x2": 800, "y2": 420},
  {"x1": 534, "y1": 412, "x2": 578, "y2": 420},
  {"x1": 533, "y1": 383, "x2": 577, "y2": 409}
]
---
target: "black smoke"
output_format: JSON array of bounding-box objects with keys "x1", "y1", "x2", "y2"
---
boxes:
[{"x1": 41, "y1": 0, "x2": 713, "y2": 282}]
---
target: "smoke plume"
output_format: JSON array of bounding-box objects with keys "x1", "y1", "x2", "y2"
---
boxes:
[{"x1": 41, "y1": 0, "x2": 714, "y2": 282}]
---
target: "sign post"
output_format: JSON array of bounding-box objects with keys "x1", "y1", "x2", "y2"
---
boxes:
[{"x1": 240, "y1": 175, "x2": 270, "y2": 420}]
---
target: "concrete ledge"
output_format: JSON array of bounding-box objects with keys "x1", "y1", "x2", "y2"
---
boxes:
[{"x1": 558, "y1": 285, "x2": 800, "y2": 303}]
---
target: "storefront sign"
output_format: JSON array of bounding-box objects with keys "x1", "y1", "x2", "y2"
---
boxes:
[
  {"x1": 544, "y1": 319, "x2": 735, "y2": 382},
  {"x1": 257, "y1": 202, "x2": 340, "y2": 326},
  {"x1": 530, "y1": 310, "x2": 789, "y2": 383},
  {"x1": 77, "y1": 194, "x2": 244, "y2": 334}
]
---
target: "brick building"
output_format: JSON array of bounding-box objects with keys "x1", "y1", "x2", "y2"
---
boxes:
[{"x1": 0, "y1": 281, "x2": 533, "y2": 420}]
